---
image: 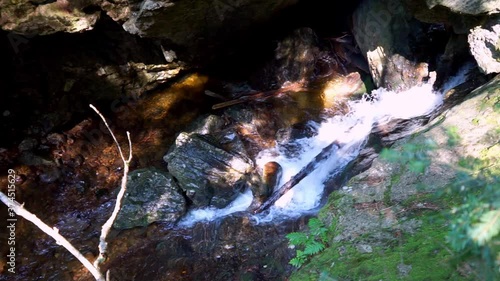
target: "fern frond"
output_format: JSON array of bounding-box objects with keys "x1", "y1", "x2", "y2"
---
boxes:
[
  {"x1": 286, "y1": 232, "x2": 308, "y2": 246},
  {"x1": 308, "y1": 218, "x2": 323, "y2": 230},
  {"x1": 289, "y1": 256, "x2": 305, "y2": 268},
  {"x1": 304, "y1": 241, "x2": 325, "y2": 255},
  {"x1": 468, "y1": 209, "x2": 500, "y2": 246}
]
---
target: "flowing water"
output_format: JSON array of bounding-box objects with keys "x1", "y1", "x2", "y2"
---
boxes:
[{"x1": 179, "y1": 64, "x2": 473, "y2": 226}]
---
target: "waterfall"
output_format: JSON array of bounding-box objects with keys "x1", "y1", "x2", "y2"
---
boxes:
[{"x1": 179, "y1": 65, "x2": 473, "y2": 226}]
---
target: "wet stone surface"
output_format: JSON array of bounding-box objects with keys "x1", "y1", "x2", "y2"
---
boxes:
[{"x1": 114, "y1": 168, "x2": 186, "y2": 229}]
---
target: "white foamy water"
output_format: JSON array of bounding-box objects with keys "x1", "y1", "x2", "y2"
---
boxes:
[{"x1": 180, "y1": 65, "x2": 472, "y2": 226}]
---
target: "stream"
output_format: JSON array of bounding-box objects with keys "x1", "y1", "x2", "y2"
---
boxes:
[
  {"x1": 0, "y1": 10, "x2": 481, "y2": 279},
  {"x1": 178, "y1": 63, "x2": 472, "y2": 226}
]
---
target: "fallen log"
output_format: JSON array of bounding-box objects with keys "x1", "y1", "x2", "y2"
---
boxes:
[
  {"x1": 212, "y1": 82, "x2": 307, "y2": 110},
  {"x1": 253, "y1": 140, "x2": 341, "y2": 214}
]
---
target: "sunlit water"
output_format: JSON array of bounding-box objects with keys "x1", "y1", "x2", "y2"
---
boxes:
[{"x1": 179, "y1": 65, "x2": 472, "y2": 226}]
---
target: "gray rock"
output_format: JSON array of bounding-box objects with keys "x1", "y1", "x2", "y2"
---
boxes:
[
  {"x1": 352, "y1": 0, "x2": 430, "y2": 91},
  {"x1": 405, "y1": 0, "x2": 485, "y2": 34},
  {"x1": 426, "y1": 0, "x2": 500, "y2": 15},
  {"x1": 356, "y1": 244, "x2": 373, "y2": 253},
  {"x1": 164, "y1": 132, "x2": 254, "y2": 208},
  {"x1": 397, "y1": 263, "x2": 412, "y2": 277},
  {"x1": 469, "y1": 16, "x2": 500, "y2": 74},
  {"x1": 0, "y1": 1, "x2": 100, "y2": 35},
  {"x1": 122, "y1": 0, "x2": 298, "y2": 54},
  {"x1": 114, "y1": 168, "x2": 186, "y2": 229}
]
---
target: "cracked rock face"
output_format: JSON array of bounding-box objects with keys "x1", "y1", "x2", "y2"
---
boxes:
[
  {"x1": 114, "y1": 168, "x2": 186, "y2": 229},
  {"x1": 164, "y1": 131, "x2": 255, "y2": 209},
  {"x1": 2, "y1": 0, "x2": 298, "y2": 57},
  {"x1": 0, "y1": 0, "x2": 100, "y2": 34},
  {"x1": 122, "y1": 0, "x2": 297, "y2": 44}
]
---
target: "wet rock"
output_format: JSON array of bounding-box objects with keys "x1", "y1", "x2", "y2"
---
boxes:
[
  {"x1": 273, "y1": 27, "x2": 320, "y2": 85},
  {"x1": 250, "y1": 161, "x2": 282, "y2": 209},
  {"x1": 164, "y1": 131, "x2": 254, "y2": 208},
  {"x1": 114, "y1": 168, "x2": 186, "y2": 229},
  {"x1": 468, "y1": 15, "x2": 500, "y2": 74},
  {"x1": 322, "y1": 72, "x2": 366, "y2": 107},
  {"x1": 352, "y1": 0, "x2": 431, "y2": 91},
  {"x1": 433, "y1": 34, "x2": 472, "y2": 90},
  {"x1": 187, "y1": 114, "x2": 226, "y2": 135},
  {"x1": 65, "y1": 61, "x2": 185, "y2": 102},
  {"x1": 249, "y1": 27, "x2": 360, "y2": 90},
  {"x1": 105, "y1": 214, "x2": 298, "y2": 281}
]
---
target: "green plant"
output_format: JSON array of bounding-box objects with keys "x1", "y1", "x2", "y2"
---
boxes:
[
  {"x1": 380, "y1": 135, "x2": 500, "y2": 279},
  {"x1": 287, "y1": 218, "x2": 328, "y2": 268},
  {"x1": 445, "y1": 156, "x2": 500, "y2": 279}
]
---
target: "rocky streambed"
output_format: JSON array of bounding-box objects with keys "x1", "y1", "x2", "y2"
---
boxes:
[{"x1": 0, "y1": 0, "x2": 499, "y2": 280}]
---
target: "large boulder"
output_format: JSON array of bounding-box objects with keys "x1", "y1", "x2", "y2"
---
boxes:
[
  {"x1": 378, "y1": 73, "x2": 499, "y2": 226},
  {"x1": 353, "y1": 0, "x2": 499, "y2": 91},
  {"x1": 164, "y1": 116, "x2": 255, "y2": 208},
  {"x1": 352, "y1": 0, "x2": 430, "y2": 91},
  {"x1": 114, "y1": 168, "x2": 186, "y2": 229},
  {"x1": 468, "y1": 15, "x2": 500, "y2": 74},
  {"x1": 122, "y1": 0, "x2": 297, "y2": 52}
]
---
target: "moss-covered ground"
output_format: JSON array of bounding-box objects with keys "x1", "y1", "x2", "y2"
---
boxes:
[{"x1": 290, "y1": 191, "x2": 474, "y2": 281}]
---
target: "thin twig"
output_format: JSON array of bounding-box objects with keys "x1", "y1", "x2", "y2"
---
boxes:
[
  {"x1": 0, "y1": 192, "x2": 106, "y2": 281},
  {"x1": 89, "y1": 105, "x2": 133, "y2": 272},
  {"x1": 0, "y1": 105, "x2": 133, "y2": 281}
]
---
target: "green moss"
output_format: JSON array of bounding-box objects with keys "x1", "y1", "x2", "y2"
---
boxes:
[
  {"x1": 318, "y1": 192, "x2": 350, "y2": 237},
  {"x1": 384, "y1": 172, "x2": 401, "y2": 205},
  {"x1": 291, "y1": 199, "x2": 468, "y2": 281}
]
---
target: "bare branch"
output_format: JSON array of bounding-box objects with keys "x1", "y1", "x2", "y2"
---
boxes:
[
  {"x1": 0, "y1": 105, "x2": 133, "y2": 281},
  {"x1": 89, "y1": 104, "x2": 130, "y2": 162},
  {"x1": 89, "y1": 105, "x2": 133, "y2": 271},
  {"x1": 0, "y1": 192, "x2": 105, "y2": 281}
]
